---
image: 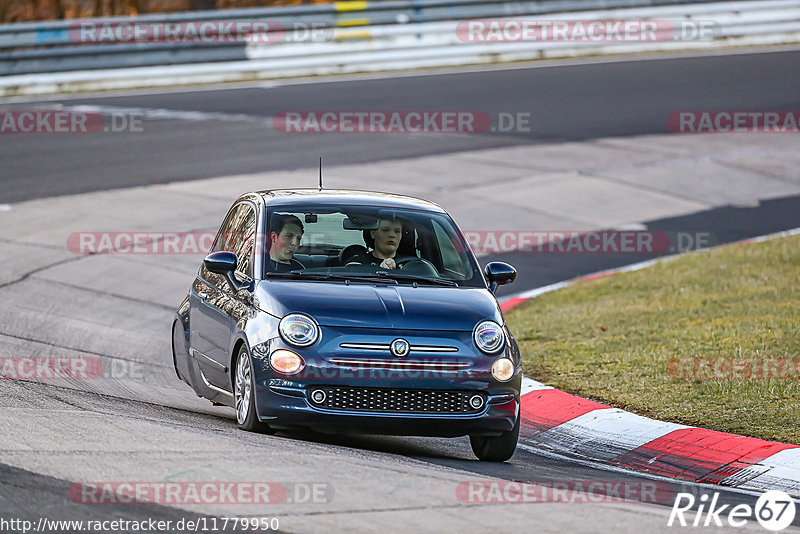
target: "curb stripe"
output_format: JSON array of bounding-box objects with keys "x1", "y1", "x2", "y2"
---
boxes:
[
  {"x1": 612, "y1": 428, "x2": 798, "y2": 481},
  {"x1": 578, "y1": 271, "x2": 615, "y2": 282},
  {"x1": 520, "y1": 377, "x2": 551, "y2": 395},
  {"x1": 533, "y1": 408, "x2": 690, "y2": 462},
  {"x1": 519, "y1": 386, "x2": 800, "y2": 494},
  {"x1": 519, "y1": 388, "x2": 609, "y2": 436},
  {"x1": 736, "y1": 448, "x2": 800, "y2": 494},
  {"x1": 500, "y1": 297, "x2": 528, "y2": 312}
]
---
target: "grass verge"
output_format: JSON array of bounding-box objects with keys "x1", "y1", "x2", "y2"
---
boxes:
[{"x1": 507, "y1": 233, "x2": 800, "y2": 444}]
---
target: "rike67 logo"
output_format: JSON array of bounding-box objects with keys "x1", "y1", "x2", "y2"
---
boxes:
[{"x1": 668, "y1": 491, "x2": 796, "y2": 531}]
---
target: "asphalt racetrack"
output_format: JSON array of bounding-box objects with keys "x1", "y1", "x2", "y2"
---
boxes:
[
  {"x1": 2, "y1": 48, "x2": 800, "y2": 203},
  {"x1": 2, "y1": 49, "x2": 800, "y2": 532}
]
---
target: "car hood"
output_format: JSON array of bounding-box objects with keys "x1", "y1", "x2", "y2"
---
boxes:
[{"x1": 255, "y1": 280, "x2": 503, "y2": 331}]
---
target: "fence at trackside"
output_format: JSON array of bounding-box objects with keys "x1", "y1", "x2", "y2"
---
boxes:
[{"x1": 0, "y1": 0, "x2": 799, "y2": 95}]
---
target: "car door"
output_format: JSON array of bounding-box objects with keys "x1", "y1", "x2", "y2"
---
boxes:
[{"x1": 190, "y1": 202, "x2": 257, "y2": 392}]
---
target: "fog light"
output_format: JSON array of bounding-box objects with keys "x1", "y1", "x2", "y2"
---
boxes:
[
  {"x1": 491, "y1": 358, "x2": 514, "y2": 382},
  {"x1": 469, "y1": 394, "x2": 485, "y2": 410},
  {"x1": 270, "y1": 349, "x2": 305, "y2": 375},
  {"x1": 311, "y1": 389, "x2": 327, "y2": 404}
]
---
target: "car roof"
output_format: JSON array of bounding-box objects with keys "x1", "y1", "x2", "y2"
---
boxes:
[{"x1": 250, "y1": 189, "x2": 447, "y2": 213}]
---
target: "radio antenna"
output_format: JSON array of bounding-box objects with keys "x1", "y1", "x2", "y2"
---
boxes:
[{"x1": 318, "y1": 157, "x2": 323, "y2": 190}]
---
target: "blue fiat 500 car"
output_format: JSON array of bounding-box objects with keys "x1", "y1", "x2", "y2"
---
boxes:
[{"x1": 172, "y1": 189, "x2": 521, "y2": 461}]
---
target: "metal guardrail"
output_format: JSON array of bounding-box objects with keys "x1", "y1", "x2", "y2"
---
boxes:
[
  {"x1": 244, "y1": 1, "x2": 800, "y2": 61},
  {"x1": 0, "y1": 0, "x2": 798, "y2": 95},
  {"x1": 0, "y1": 0, "x2": 726, "y2": 47},
  {"x1": 0, "y1": 0, "x2": 747, "y2": 75}
]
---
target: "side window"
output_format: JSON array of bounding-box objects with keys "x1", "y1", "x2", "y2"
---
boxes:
[
  {"x1": 212, "y1": 206, "x2": 239, "y2": 253},
  {"x1": 212, "y1": 203, "x2": 256, "y2": 278},
  {"x1": 230, "y1": 204, "x2": 256, "y2": 278},
  {"x1": 432, "y1": 220, "x2": 465, "y2": 275}
]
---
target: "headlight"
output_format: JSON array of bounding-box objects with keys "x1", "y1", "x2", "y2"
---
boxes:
[
  {"x1": 473, "y1": 320, "x2": 505, "y2": 354},
  {"x1": 270, "y1": 349, "x2": 305, "y2": 374},
  {"x1": 491, "y1": 358, "x2": 515, "y2": 382},
  {"x1": 279, "y1": 313, "x2": 319, "y2": 347}
]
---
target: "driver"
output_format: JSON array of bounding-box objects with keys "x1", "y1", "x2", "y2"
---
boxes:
[
  {"x1": 266, "y1": 214, "x2": 305, "y2": 273},
  {"x1": 347, "y1": 217, "x2": 404, "y2": 270}
]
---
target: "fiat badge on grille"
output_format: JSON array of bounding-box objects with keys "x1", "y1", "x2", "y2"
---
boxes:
[{"x1": 390, "y1": 338, "x2": 410, "y2": 357}]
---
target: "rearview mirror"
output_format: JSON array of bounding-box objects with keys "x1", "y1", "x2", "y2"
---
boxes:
[
  {"x1": 484, "y1": 262, "x2": 517, "y2": 294},
  {"x1": 343, "y1": 215, "x2": 378, "y2": 230}
]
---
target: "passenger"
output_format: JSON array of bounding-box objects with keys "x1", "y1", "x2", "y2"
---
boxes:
[
  {"x1": 347, "y1": 217, "x2": 403, "y2": 270},
  {"x1": 266, "y1": 214, "x2": 305, "y2": 273}
]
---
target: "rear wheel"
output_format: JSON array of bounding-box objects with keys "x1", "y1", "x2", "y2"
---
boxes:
[
  {"x1": 234, "y1": 345, "x2": 273, "y2": 433},
  {"x1": 470, "y1": 415, "x2": 520, "y2": 462}
]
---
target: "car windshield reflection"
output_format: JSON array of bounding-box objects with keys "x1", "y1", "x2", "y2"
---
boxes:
[{"x1": 263, "y1": 205, "x2": 480, "y2": 287}]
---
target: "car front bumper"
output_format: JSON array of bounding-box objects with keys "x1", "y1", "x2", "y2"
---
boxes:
[
  {"x1": 254, "y1": 380, "x2": 519, "y2": 437},
  {"x1": 249, "y1": 330, "x2": 522, "y2": 436}
]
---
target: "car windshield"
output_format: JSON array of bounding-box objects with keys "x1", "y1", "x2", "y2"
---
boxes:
[{"x1": 263, "y1": 204, "x2": 485, "y2": 288}]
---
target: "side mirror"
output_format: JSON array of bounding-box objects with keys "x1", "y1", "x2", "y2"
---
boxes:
[
  {"x1": 204, "y1": 251, "x2": 251, "y2": 292},
  {"x1": 484, "y1": 262, "x2": 517, "y2": 294}
]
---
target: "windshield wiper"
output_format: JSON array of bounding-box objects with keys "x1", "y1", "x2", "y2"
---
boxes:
[
  {"x1": 266, "y1": 271, "x2": 398, "y2": 284},
  {"x1": 265, "y1": 271, "x2": 329, "y2": 281},
  {"x1": 375, "y1": 271, "x2": 458, "y2": 287}
]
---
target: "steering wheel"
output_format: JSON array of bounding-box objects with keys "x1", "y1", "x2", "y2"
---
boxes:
[
  {"x1": 392, "y1": 256, "x2": 439, "y2": 276},
  {"x1": 339, "y1": 244, "x2": 368, "y2": 266}
]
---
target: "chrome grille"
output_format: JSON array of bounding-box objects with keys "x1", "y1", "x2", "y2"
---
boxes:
[
  {"x1": 308, "y1": 386, "x2": 484, "y2": 414},
  {"x1": 339, "y1": 342, "x2": 458, "y2": 353},
  {"x1": 329, "y1": 358, "x2": 470, "y2": 372}
]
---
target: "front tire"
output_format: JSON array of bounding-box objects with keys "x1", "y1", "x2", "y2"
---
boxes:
[
  {"x1": 470, "y1": 415, "x2": 520, "y2": 462},
  {"x1": 171, "y1": 321, "x2": 184, "y2": 381},
  {"x1": 234, "y1": 345, "x2": 273, "y2": 433}
]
